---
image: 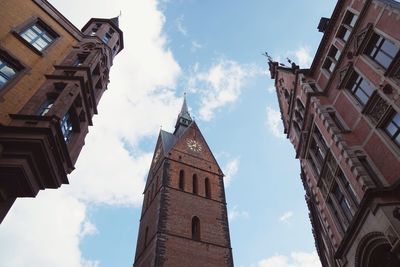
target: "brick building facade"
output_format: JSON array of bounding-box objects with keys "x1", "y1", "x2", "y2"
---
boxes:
[
  {"x1": 0, "y1": 0, "x2": 123, "y2": 223},
  {"x1": 268, "y1": 0, "x2": 400, "y2": 266},
  {"x1": 133, "y1": 99, "x2": 233, "y2": 267}
]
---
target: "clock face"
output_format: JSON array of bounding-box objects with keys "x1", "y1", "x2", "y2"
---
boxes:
[
  {"x1": 153, "y1": 148, "x2": 161, "y2": 163},
  {"x1": 187, "y1": 139, "x2": 202, "y2": 152}
]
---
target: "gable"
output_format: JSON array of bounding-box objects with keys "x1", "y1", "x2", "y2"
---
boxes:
[{"x1": 169, "y1": 122, "x2": 223, "y2": 175}]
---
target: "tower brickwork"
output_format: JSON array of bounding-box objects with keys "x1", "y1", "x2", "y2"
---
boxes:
[{"x1": 133, "y1": 100, "x2": 233, "y2": 267}]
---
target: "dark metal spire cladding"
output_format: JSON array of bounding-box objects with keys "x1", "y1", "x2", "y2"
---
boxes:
[{"x1": 174, "y1": 94, "x2": 192, "y2": 135}]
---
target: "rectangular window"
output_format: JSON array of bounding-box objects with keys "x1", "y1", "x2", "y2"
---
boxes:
[
  {"x1": 337, "y1": 11, "x2": 358, "y2": 42},
  {"x1": 308, "y1": 126, "x2": 329, "y2": 176},
  {"x1": 384, "y1": 111, "x2": 400, "y2": 146},
  {"x1": 60, "y1": 112, "x2": 73, "y2": 142},
  {"x1": 337, "y1": 170, "x2": 358, "y2": 205},
  {"x1": 102, "y1": 33, "x2": 111, "y2": 44},
  {"x1": 73, "y1": 53, "x2": 89, "y2": 67},
  {"x1": 365, "y1": 33, "x2": 399, "y2": 69},
  {"x1": 37, "y1": 99, "x2": 54, "y2": 116},
  {"x1": 0, "y1": 58, "x2": 17, "y2": 89},
  {"x1": 346, "y1": 71, "x2": 375, "y2": 106},
  {"x1": 323, "y1": 46, "x2": 341, "y2": 73},
  {"x1": 20, "y1": 21, "x2": 57, "y2": 51},
  {"x1": 333, "y1": 183, "x2": 353, "y2": 222}
]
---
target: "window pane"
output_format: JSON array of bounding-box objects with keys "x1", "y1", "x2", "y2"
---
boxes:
[
  {"x1": 375, "y1": 52, "x2": 393, "y2": 69},
  {"x1": 386, "y1": 122, "x2": 397, "y2": 136},
  {"x1": 42, "y1": 34, "x2": 53, "y2": 43},
  {"x1": 349, "y1": 14, "x2": 357, "y2": 27},
  {"x1": 0, "y1": 76, "x2": 6, "y2": 88},
  {"x1": 1, "y1": 65, "x2": 16, "y2": 78},
  {"x1": 381, "y1": 39, "x2": 399, "y2": 58},
  {"x1": 32, "y1": 25, "x2": 42, "y2": 34}
]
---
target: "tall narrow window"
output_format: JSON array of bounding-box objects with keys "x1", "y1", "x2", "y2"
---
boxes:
[
  {"x1": 192, "y1": 174, "x2": 198, "y2": 194},
  {"x1": 20, "y1": 21, "x2": 57, "y2": 51},
  {"x1": 323, "y1": 46, "x2": 341, "y2": 73},
  {"x1": 179, "y1": 170, "x2": 185, "y2": 190},
  {"x1": 337, "y1": 11, "x2": 358, "y2": 42},
  {"x1": 346, "y1": 71, "x2": 375, "y2": 106},
  {"x1": 365, "y1": 33, "x2": 399, "y2": 69},
  {"x1": 191, "y1": 216, "x2": 200, "y2": 241},
  {"x1": 60, "y1": 112, "x2": 73, "y2": 142},
  {"x1": 205, "y1": 178, "x2": 211, "y2": 198},
  {"x1": 37, "y1": 99, "x2": 54, "y2": 116},
  {"x1": 333, "y1": 183, "x2": 353, "y2": 223}
]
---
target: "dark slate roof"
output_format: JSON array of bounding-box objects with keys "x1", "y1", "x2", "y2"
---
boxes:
[
  {"x1": 110, "y1": 16, "x2": 119, "y2": 27},
  {"x1": 160, "y1": 130, "x2": 178, "y2": 156}
]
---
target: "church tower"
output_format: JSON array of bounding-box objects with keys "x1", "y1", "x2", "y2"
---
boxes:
[{"x1": 133, "y1": 98, "x2": 233, "y2": 267}]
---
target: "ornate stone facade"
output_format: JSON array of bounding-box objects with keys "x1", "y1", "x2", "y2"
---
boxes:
[{"x1": 268, "y1": 0, "x2": 400, "y2": 266}]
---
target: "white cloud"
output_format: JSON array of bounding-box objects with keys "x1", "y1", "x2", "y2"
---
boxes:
[
  {"x1": 176, "y1": 15, "x2": 187, "y2": 36},
  {"x1": 191, "y1": 40, "x2": 203, "y2": 52},
  {"x1": 188, "y1": 59, "x2": 262, "y2": 121},
  {"x1": 228, "y1": 205, "x2": 249, "y2": 221},
  {"x1": 223, "y1": 158, "x2": 239, "y2": 186},
  {"x1": 293, "y1": 46, "x2": 313, "y2": 68},
  {"x1": 0, "y1": 0, "x2": 183, "y2": 266},
  {"x1": 0, "y1": 191, "x2": 98, "y2": 267},
  {"x1": 279, "y1": 211, "x2": 294, "y2": 224},
  {"x1": 267, "y1": 86, "x2": 275, "y2": 94},
  {"x1": 258, "y1": 251, "x2": 321, "y2": 267},
  {"x1": 265, "y1": 106, "x2": 284, "y2": 138}
]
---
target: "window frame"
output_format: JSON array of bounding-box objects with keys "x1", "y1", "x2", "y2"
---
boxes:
[
  {"x1": 346, "y1": 70, "x2": 375, "y2": 107},
  {"x1": 12, "y1": 18, "x2": 59, "y2": 56},
  {"x1": 60, "y1": 111, "x2": 74, "y2": 143},
  {"x1": 336, "y1": 10, "x2": 358, "y2": 43},
  {"x1": 364, "y1": 33, "x2": 399, "y2": 70},
  {"x1": 382, "y1": 110, "x2": 400, "y2": 147},
  {"x1": 0, "y1": 49, "x2": 26, "y2": 98},
  {"x1": 323, "y1": 45, "x2": 341, "y2": 74}
]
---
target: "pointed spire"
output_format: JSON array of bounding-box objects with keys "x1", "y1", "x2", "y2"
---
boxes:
[
  {"x1": 179, "y1": 93, "x2": 192, "y2": 121},
  {"x1": 110, "y1": 16, "x2": 119, "y2": 27},
  {"x1": 174, "y1": 93, "x2": 192, "y2": 135}
]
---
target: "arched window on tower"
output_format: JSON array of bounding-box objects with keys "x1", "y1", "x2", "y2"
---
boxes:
[
  {"x1": 192, "y1": 174, "x2": 198, "y2": 194},
  {"x1": 179, "y1": 170, "x2": 185, "y2": 190},
  {"x1": 205, "y1": 178, "x2": 211, "y2": 198},
  {"x1": 191, "y1": 216, "x2": 200, "y2": 241}
]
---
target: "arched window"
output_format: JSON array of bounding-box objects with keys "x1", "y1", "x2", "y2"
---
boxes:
[
  {"x1": 192, "y1": 174, "x2": 198, "y2": 194},
  {"x1": 179, "y1": 170, "x2": 185, "y2": 190},
  {"x1": 144, "y1": 226, "x2": 149, "y2": 247},
  {"x1": 205, "y1": 178, "x2": 211, "y2": 198},
  {"x1": 191, "y1": 216, "x2": 200, "y2": 241}
]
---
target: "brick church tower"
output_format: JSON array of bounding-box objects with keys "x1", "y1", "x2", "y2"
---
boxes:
[{"x1": 133, "y1": 98, "x2": 233, "y2": 267}]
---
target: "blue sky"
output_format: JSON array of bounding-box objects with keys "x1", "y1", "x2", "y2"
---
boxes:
[{"x1": 0, "y1": 0, "x2": 336, "y2": 266}]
